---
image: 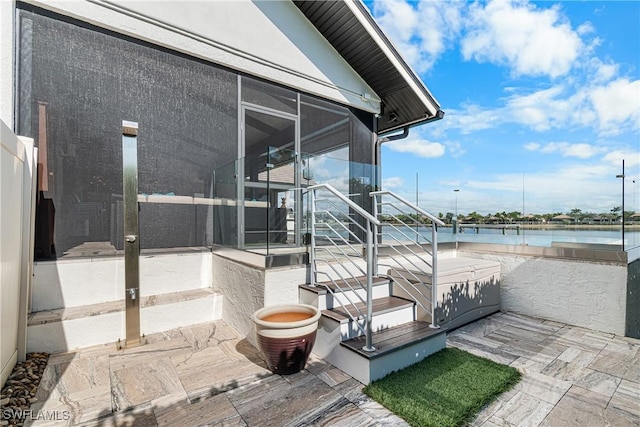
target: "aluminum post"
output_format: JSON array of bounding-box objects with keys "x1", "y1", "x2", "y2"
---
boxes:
[
  {"x1": 362, "y1": 223, "x2": 376, "y2": 352},
  {"x1": 122, "y1": 121, "x2": 141, "y2": 347}
]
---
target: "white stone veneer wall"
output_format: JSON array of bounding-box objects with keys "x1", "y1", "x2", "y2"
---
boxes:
[
  {"x1": 460, "y1": 250, "x2": 627, "y2": 336},
  {"x1": 212, "y1": 253, "x2": 307, "y2": 345}
]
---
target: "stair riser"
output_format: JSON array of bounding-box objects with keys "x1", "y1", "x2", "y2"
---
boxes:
[
  {"x1": 32, "y1": 252, "x2": 213, "y2": 311},
  {"x1": 298, "y1": 284, "x2": 390, "y2": 311},
  {"x1": 27, "y1": 294, "x2": 223, "y2": 353},
  {"x1": 312, "y1": 329, "x2": 446, "y2": 384},
  {"x1": 321, "y1": 305, "x2": 415, "y2": 340}
]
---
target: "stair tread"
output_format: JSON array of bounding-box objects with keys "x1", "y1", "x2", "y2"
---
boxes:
[
  {"x1": 340, "y1": 321, "x2": 446, "y2": 359},
  {"x1": 322, "y1": 296, "x2": 413, "y2": 323},
  {"x1": 28, "y1": 288, "x2": 220, "y2": 326}
]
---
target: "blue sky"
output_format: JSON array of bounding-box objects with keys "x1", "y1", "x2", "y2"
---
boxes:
[{"x1": 364, "y1": 0, "x2": 639, "y2": 216}]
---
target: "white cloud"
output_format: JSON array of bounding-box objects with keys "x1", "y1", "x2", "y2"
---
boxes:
[
  {"x1": 382, "y1": 176, "x2": 404, "y2": 189},
  {"x1": 590, "y1": 79, "x2": 640, "y2": 136},
  {"x1": 602, "y1": 150, "x2": 640, "y2": 168},
  {"x1": 385, "y1": 138, "x2": 446, "y2": 158},
  {"x1": 431, "y1": 77, "x2": 639, "y2": 136},
  {"x1": 461, "y1": 0, "x2": 583, "y2": 78},
  {"x1": 371, "y1": 0, "x2": 463, "y2": 72},
  {"x1": 445, "y1": 141, "x2": 466, "y2": 158},
  {"x1": 524, "y1": 141, "x2": 605, "y2": 158}
]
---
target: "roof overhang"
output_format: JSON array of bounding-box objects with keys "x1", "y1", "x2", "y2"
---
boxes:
[{"x1": 293, "y1": 0, "x2": 443, "y2": 134}]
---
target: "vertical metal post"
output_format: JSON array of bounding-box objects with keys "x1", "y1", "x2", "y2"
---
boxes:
[
  {"x1": 122, "y1": 121, "x2": 141, "y2": 348},
  {"x1": 616, "y1": 159, "x2": 625, "y2": 251},
  {"x1": 371, "y1": 194, "x2": 379, "y2": 277},
  {"x1": 309, "y1": 188, "x2": 316, "y2": 286},
  {"x1": 362, "y1": 223, "x2": 376, "y2": 352},
  {"x1": 430, "y1": 224, "x2": 439, "y2": 329}
]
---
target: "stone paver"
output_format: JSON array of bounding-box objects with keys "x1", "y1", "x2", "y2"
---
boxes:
[
  {"x1": 450, "y1": 312, "x2": 640, "y2": 427},
  {"x1": 23, "y1": 312, "x2": 640, "y2": 426}
]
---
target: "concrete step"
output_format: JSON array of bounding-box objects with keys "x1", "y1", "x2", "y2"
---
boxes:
[
  {"x1": 313, "y1": 321, "x2": 446, "y2": 384},
  {"x1": 27, "y1": 288, "x2": 223, "y2": 353}
]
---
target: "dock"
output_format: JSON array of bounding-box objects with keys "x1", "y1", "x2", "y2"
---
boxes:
[{"x1": 455, "y1": 223, "x2": 521, "y2": 235}]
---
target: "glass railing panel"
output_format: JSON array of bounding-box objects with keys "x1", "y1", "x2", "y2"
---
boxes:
[{"x1": 411, "y1": 171, "x2": 639, "y2": 251}]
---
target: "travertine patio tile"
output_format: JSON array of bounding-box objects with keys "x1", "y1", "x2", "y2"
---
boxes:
[
  {"x1": 451, "y1": 316, "x2": 510, "y2": 338},
  {"x1": 227, "y1": 371, "x2": 342, "y2": 427},
  {"x1": 495, "y1": 340, "x2": 561, "y2": 365},
  {"x1": 493, "y1": 391, "x2": 555, "y2": 426},
  {"x1": 316, "y1": 366, "x2": 352, "y2": 387},
  {"x1": 331, "y1": 377, "x2": 369, "y2": 406},
  {"x1": 478, "y1": 415, "x2": 517, "y2": 426},
  {"x1": 603, "y1": 339, "x2": 640, "y2": 359},
  {"x1": 539, "y1": 334, "x2": 606, "y2": 355},
  {"x1": 357, "y1": 399, "x2": 411, "y2": 426},
  {"x1": 557, "y1": 347, "x2": 598, "y2": 367},
  {"x1": 29, "y1": 385, "x2": 112, "y2": 426},
  {"x1": 542, "y1": 359, "x2": 621, "y2": 398},
  {"x1": 171, "y1": 345, "x2": 271, "y2": 399},
  {"x1": 154, "y1": 393, "x2": 243, "y2": 427},
  {"x1": 574, "y1": 370, "x2": 622, "y2": 398},
  {"x1": 513, "y1": 371, "x2": 572, "y2": 405},
  {"x1": 609, "y1": 379, "x2": 640, "y2": 419},
  {"x1": 541, "y1": 385, "x2": 636, "y2": 427},
  {"x1": 108, "y1": 337, "x2": 192, "y2": 371},
  {"x1": 498, "y1": 313, "x2": 562, "y2": 334},
  {"x1": 451, "y1": 331, "x2": 503, "y2": 348},
  {"x1": 487, "y1": 325, "x2": 550, "y2": 344},
  {"x1": 110, "y1": 357, "x2": 185, "y2": 411},
  {"x1": 447, "y1": 335, "x2": 519, "y2": 365},
  {"x1": 179, "y1": 321, "x2": 235, "y2": 351},
  {"x1": 589, "y1": 351, "x2": 640, "y2": 383},
  {"x1": 470, "y1": 396, "x2": 510, "y2": 426},
  {"x1": 75, "y1": 406, "x2": 159, "y2": 427},
  {"x1": 509, "y1": 356, "x2": 549, "y2": 375},
  {"x1": 142, "y1": 328, "x2": 185, "y2": 346}
]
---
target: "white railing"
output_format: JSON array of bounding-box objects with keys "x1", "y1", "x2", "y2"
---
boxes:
[
  {"x1": 308, "y1": 183, "x2": 380, "y2": 351},
  {"x1": 370, "y1": 190, "x2": 445, "y2": 328}
]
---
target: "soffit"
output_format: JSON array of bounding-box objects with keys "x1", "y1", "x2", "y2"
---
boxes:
[{"x1": 293, "y1": 0, "x2": 442, "y2": 134}]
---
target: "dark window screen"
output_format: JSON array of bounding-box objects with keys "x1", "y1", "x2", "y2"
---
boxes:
[{"x1": 17, "y1": 7, "x2": 238, "y2": 258}]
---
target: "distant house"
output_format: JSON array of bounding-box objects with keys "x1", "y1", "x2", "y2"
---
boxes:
[{"x1": 551, "y1": 214, "x2": 576, "y2": 224}]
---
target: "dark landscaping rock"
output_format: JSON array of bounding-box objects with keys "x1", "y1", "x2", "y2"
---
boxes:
[{"x1": 0, "y1": 353, "x2": 49, "y2": 427}]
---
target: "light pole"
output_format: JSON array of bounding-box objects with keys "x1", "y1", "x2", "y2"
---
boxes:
[
  {"x1": 453, "y1": 189, "x2": 460, "y2": 234},
  {"x1": 616, "y1": 159, "x2": 625, "y2": 251}
]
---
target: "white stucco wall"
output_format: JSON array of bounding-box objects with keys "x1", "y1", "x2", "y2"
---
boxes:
[
  {"x1": 460, "y1": 251, "x2": 628, "y2": 335},
  {"x1": 212, "y1": 253, "x2": 307, "y2": 344},
  {"x1": 212, "y1": 254, "x2": 265, "y2": 344},
  {"x1": 16, "y1": 0, "x2": 380, "y2": 115},
  {"x1": 32, "y1": 252, "x2": 214, "y2": 311}
]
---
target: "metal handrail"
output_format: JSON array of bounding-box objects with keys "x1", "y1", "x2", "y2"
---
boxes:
[
  {"x1": 370, "y1": 190, "x2": 445, "y2": 226},
  {"x1": 371, "y1": 190, "x2": 441, "y2": 329},
  {"x1": 309, "y1": 183, "x2": 377, "y2": 351}
]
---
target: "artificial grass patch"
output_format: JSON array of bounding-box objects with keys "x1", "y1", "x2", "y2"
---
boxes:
[{"x1": 363, "y1": 347, "x2": 521, "y2": 427}]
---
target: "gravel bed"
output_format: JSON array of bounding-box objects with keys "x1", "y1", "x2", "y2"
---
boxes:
[{"x1": 1, "y1": 353, "x2": 49, "y2": 427}]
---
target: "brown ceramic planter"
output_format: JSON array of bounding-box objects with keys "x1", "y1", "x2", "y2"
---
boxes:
[{"x1": 252, "y1": 304, "x2": 321, "y2": 375}]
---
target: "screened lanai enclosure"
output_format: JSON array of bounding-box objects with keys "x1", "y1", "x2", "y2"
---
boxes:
[{"x1": 17, "y1": 5, "x2": 377, "y2": 259}]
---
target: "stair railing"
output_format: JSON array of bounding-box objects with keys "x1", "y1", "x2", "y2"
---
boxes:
[
  {"x1": 370, "y1": 190, "x2": 445, "y2": 328},
  {"x1": 309, "y1": 183, "x2": 380, "y2": 351}
]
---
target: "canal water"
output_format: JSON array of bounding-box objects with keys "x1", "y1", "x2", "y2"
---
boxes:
[{"x1": 381, "y1": 225, "x2": 640, "y2": 249}]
